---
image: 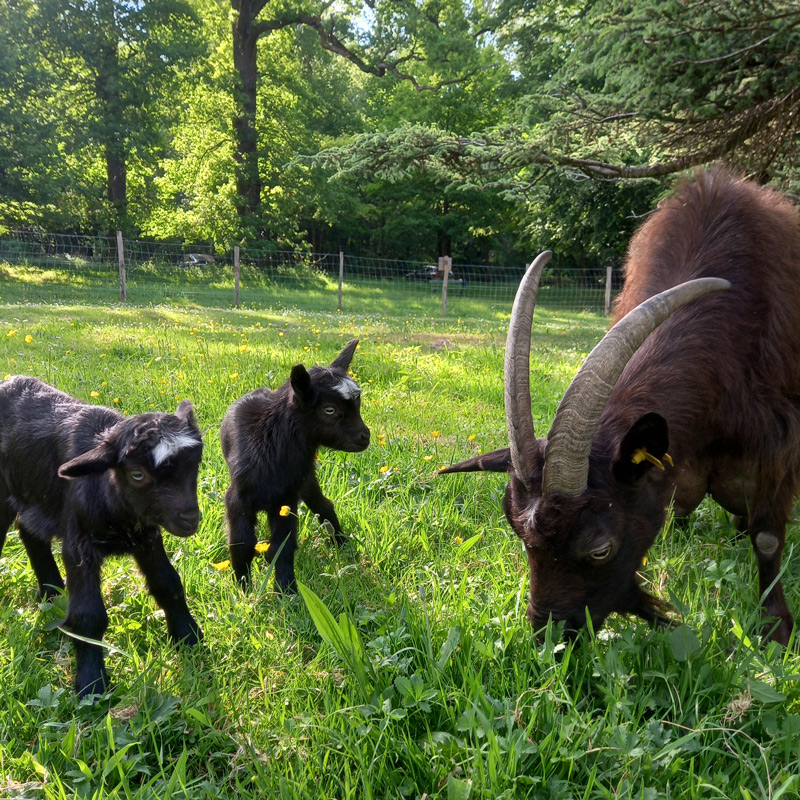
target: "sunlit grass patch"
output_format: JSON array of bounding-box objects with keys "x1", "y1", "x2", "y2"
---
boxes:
[{"x1": 0, "y1": 288, "x2": 799, "y2": 799}]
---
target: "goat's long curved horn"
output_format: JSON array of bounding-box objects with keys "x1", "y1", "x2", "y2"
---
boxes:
[
  {"x1": 542, "y1": 277, "x2": 731, "y2": 497},
  {"x1": 505, "y1": 251, "x2": 552, "y2": 490}
]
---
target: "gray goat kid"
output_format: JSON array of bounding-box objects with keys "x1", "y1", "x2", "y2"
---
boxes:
[
  {"x1": 0, "y1": 376, "x2": 204, "y2": 697},
  {"x1": 221, "y1": 339, "x2": 370, "y2": 593}
]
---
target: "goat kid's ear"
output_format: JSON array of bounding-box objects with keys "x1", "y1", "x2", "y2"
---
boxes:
[
  {"x1": 439, "y1": 447, "x2": 513, "y2": 474},
  {"x1": 59, "y1": 441, "x2": 119, "y2": 479},
  {"x1": 613, "y1": 412, "x2": 670, "y2": 484},
  {"x1": 175, "y1": 399, "x2": 197, "y2": 427},
  {"x1": 290, "y1": 364, "x2": 314, "y2": 402},
  {"x1": 330, "y1": 338, "x2": 359, "y2": 371}
]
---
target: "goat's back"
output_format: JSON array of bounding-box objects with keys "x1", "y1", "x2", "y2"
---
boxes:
[
  {"x1": 0, "y1": 376, "x2": 119, "y2": 510},
  {"x1": 605, "y1": 170, "x2": 800, "y2": 507}
]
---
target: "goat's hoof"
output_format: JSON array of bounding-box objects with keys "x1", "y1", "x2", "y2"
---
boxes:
[{"x1": 76, "y1": 671, "x2": 111, "y2": 700}]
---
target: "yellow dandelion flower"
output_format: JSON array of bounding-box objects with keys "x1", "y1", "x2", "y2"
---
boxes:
[
  {"x1": 423, "y1": 455, "x2": 433, "y2": 462},
  {"x1": 229, "y1": 372, "x2": 239, "y2": 380},
  {"x1": 279, "y1": 505, "x2": 291, "y2": 517},
  {"x1": 113, "y1": 398, "x2": 120, "y2": 404},
  {"x1": 239, "y1": 345, "x2": 247, "y2": 352},
  {"x1": 379, "y1": 465, "x2": 390, "y2": 474},
  {"x1": 90, "y1": 391, "x2": 100, "y2": 398},
  {"x1": 467, "y1": 434, "x2": 476, "y2": 442},
  {"x1": 454, "y1": 536, "x2": 463, "y2": 545},
  {"x1": 101, "y1": 381, "x2": 107, "y2": 387},
  {"x1": 212, "y1": 560, "x2": 230, "y2": 571},
  {"x1": 255, "y1": 542, "x2": 270, "y2": 553},
  {"x1": 6, "y1": 330, "x2": 15, "y2": 338},
  {"x1": 278, "y1": 332, "x2": 284, "y2": 337},
  {"x1": 642, "y1": 556, "x2": 648, "y2": 567},
  {"x1": 24, "y1": 335, "x2": 33, "y2": 344},
  {"x1": 431, "y1": 431, "x2": 440, "y2": 439},
  {"x1": 3, "y1": 374, "x2": 10, "y2": 380}
]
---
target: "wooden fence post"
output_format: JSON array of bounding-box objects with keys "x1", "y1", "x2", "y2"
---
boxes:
[
  {"x1": 116, "y1": 230, "x2": 127, "y2": 301},
  {"x1": 604, "y1": 265, "x2": 613, "y2": 316},
  {"x1": 439, "y1": 255, "x2": 452, "y2": 316},
  {"x1": 234, "y1": 245, "x2": 240, "y2": 308},
  {"x1": 338, "y1": 251, "x2": 344, "y2": 311}
]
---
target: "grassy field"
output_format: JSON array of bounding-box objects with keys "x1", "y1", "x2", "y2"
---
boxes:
[{"x1": 0, "y1": 274, "x2": 798, "y2": 799}]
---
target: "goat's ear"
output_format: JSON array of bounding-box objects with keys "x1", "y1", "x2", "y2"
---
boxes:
[
  {"x1": 59, "y1": 441, "x2": 119, "y2": 479},
  {"x1": 439, "y1": 447, "x2": 512, "y2": 474},
  {"x1": 613, "y1": 412, "x2": 669, "y2": 484},
  {"x1": 175, "y1": 399, "x2": 197, "y2": 427},
  {"x1": 330, "y1": 338, "x2": 359, "y2": 371},
  {"x1": 290, "y1": 364, "x2": 314, "y2": 402}
]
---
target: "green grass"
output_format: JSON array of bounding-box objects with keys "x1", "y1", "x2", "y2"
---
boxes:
[{"x1": 0, "y1": 272, "x2": 799, "y2": 799}]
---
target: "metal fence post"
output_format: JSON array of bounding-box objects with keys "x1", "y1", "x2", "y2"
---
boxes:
[
  {"x1": 234, "y1": 245, "x2": 240, "y2": 308},
  {"x1": 116, "y1": 230, "x2": 127, "y2": 301},
  {"x1": 338, "y1": 251, "x2": 344, "y2": 311},
  {"x1": 440, "y1": 255, "x2": 452, "y2": 316},
  {"x1": 604, "y1": 265, "x2": 613, "y2": 316}
]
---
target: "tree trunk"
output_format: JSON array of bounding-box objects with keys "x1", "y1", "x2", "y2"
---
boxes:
[
  {"x1": 95, "y1": 0, "x2": 127, "y2": 232},
  {"x1": 232, "y1": 1, "x2": 261, "y2": 227}
]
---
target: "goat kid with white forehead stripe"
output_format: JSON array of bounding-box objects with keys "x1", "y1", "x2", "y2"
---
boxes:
[
  {"x1": 221, "y1": 339, "x2": 370, "y2": 593},
  {"x1": 0, "y1": 375, "x2": 204, "y2": 697}
]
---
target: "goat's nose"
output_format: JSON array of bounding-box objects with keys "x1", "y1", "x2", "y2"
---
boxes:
[{"x1": 178, "y1": 508, "x2": 200, "y2": 528}]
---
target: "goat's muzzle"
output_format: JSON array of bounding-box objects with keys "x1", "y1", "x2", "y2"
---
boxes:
[{"x1": 165, "y1": 507, "x2": 200, "y2": 538}]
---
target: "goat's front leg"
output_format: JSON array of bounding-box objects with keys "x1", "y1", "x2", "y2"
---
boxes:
[
  {"x1": 225, "y1": 485, "x2": 258, "y2": 587},
  {"x1": 18, "y1": 521, "x2": 64, "y2": 599},
  {"x1": 133, "y1": 531, "x2": 202, "y2": 646},
  {"x1": 300, "y1": 473, "x2": 345, "y2": 546},
  {"x1": 747, "y1": 511, "x2": 793, "y2": 645},
  {"x1": 61, "y1": 538, "x2": 110, "y2": 697},
  {"x1": 266, "y1": 506, "x2": 299, "y2": 594}
]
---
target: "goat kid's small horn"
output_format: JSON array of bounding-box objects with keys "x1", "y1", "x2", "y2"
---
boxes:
[
  {"x1": 542, "y1": 276, "x2": 731, "y2": 497},
  {"x1": 504, "y1": 251, "x2": 552, "y2": 490}
]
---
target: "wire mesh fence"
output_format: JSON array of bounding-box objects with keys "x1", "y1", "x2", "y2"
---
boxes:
[{"x1": 0, "y1": 230, "x2": 620, "y2": 315}]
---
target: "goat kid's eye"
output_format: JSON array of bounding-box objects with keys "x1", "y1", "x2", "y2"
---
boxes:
[
  {"x1": 589, "y1": 544, "x2": 613, "y2": 562},
  {"x1": 129, "y1": 470, "x2": 146, "y2": 482},
  {"x1": 324, "y1": 406, "x2": 336, "y2": 416}
]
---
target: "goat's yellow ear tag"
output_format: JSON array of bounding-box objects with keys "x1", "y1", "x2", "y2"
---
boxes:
[{"x1": 631, "y1": 447, "x2": 666, "y2": 471}]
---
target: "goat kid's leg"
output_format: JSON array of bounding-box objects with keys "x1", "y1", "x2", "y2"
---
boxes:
[
  {"x1": 266, "y1": 507, "x2": 299, "y2": 594},
  {"x1": 301, "y1": 473, "x2": 345, "y2": 546},
  {"x1": 133, "y1": 533, "x2": 202, "y2": 646},
  {"x1": 18, "y1": 524, "x2": 64, "y2": 600},
  {"x1": 747, "y1": 516, "x2": 793, "y2": 645},
  {"x1": 225, "y1": 485, "x2": 258, "y2": 588},
  {"x1": 0, "y1": 503, "x2": 13, "y2": 558},
  {"x1": 61, "y1": 541, "x2": 110, "y2": 697}
]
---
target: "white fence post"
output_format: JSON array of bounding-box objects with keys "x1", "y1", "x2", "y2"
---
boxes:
[{"x1": 604, "y1": 265, "x2": 613, "y2": 316}]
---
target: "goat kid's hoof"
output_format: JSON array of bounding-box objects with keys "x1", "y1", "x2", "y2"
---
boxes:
[{"x1": 76, "y1": 672, "x2": 112, "y2": 700}]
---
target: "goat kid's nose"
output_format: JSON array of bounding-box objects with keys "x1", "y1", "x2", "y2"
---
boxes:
[{"x1": 178, "y1": 508, "x2": 200, "y2": 528}]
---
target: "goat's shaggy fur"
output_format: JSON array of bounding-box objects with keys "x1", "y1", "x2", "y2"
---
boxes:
[
  {"x1": 443, "y1": 170, "x2": 800, "y2": 644},
  {"x1": 0, "y1": 376, "x2": 204, "y2": 696},
  {"x1": 221, "y1": 339, "x2": 370, "y2": 592}
]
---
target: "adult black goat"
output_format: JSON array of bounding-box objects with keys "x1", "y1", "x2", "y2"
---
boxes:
[
  {"x1": 221, "y1": 339, "x2": 370, "y2": 593},
  {"x1": 0, "y1": 376, "x2": 204, "y2": 696}
]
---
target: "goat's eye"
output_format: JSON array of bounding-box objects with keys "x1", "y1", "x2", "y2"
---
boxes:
[
  {"x1": 589, "y1": 544, "x2": 613, "y2": 562},
  {"x1": 129, "y1": 470, "x2": 145, "y2": 482},
  {"x1": 324, "y1": 406, "x2": 336, "y2": 415}
]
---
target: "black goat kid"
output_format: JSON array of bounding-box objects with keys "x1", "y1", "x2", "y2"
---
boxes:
[
  {"x1": 0, "y1": 376, "x2": 204, "y2": 697},
  {"x1": 221, "y1": 339, "x2": 370, "y2": 593}
]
